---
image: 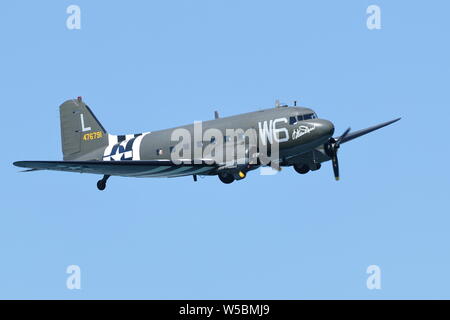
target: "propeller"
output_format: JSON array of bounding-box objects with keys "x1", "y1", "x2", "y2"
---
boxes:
[
  {"x1": 325, "y1": 127, "x2": 351, "y2": 181},
  {"x1": 322, "y1": 117, "x2": 401, "y2": 181}
]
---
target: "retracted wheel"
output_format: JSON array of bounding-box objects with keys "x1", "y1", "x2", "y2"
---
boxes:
[
  {"x1": 218, "y1": 172, "x2": 235, "y2": 184},
  {"x1": 293, "y1": 164, "x2": 310, "y2": 174}
]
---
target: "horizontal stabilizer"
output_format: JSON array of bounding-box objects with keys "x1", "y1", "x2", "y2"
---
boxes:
[{"x1": 20, "y1": 168, "x2": 42, "y2": 172}]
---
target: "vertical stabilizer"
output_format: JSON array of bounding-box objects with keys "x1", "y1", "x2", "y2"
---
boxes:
[{"x1": 60, "y1": 97, "x2": 108, "y2": 160}]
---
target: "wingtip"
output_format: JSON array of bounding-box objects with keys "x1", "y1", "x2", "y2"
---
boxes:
[
  {"x1": 13, "y1": 161, "x2": 31, "y2": 168},
  {"x1": 13, "y1": 161, "x2": 41, "y2": 170},
  {"x1": 386, "y1": 117, "x2": 401, "y2": 125},
  {"x1": 12, "y1": 161, "x2": 40, "y2": 172}
]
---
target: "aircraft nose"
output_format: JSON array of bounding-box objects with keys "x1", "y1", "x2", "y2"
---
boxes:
[{"x1": 314, "y1": 119, "x2": 335, "y2": 137}]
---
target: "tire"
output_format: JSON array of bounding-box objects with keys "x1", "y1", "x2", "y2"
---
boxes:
[
  {"x1": 218, "y1": 173, "x2": 235, "y2": 184},
  {"x1": 97, "y1": 180, "x2": 106, "y2": 190},
  {"x1": 293, "y1": 164, "x2": 310, "y2": 174}
]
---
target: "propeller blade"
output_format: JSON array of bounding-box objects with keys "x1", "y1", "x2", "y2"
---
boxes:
[
  {"x1": 325, "y1": 128, "x2": 351, "y2": 181},
  {"x1": 335, "y1": 127, "x2": 351, "y2": 148},
  {"x1": 331, "y1": 154, "x2": 339, "y2": 181},
  {"x1": 326, "y1": 127, "x2": 350, "y2": 181}
]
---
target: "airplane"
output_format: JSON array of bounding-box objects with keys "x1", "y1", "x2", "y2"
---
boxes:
[{"x1": 13, "y1": 97, "x2": 400, "y2": 190}]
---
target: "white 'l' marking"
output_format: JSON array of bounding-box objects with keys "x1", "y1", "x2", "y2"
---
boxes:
[{"x1": 80, "y1": 114, "x2": 91, "y2": 132}]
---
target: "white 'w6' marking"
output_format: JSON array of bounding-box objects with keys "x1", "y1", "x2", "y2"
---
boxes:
[{"x1": 258, "y1": 117, "x2": 289, "y2": 145}]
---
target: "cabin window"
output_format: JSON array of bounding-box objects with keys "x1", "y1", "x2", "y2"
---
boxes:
[
  {"x1": 156, "y1": 148, "x2": 163, "y2": 156},
  {"x1": 210, "y1": 137, "x2": 216, "y2": 144},
  {"x1": 224, "y1": 136, "x2": 232, "y2": 143},
  {"x1": 289, "y1": 116, "x2": 297, "y2": 125}
]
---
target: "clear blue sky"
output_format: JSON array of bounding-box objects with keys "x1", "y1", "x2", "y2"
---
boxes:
[{"x1": 1, "y1": 0, "x2": 449, "y2": 299}]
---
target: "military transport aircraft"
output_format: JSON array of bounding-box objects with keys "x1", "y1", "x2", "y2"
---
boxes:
[{"x1": 13, "y1": 97, "x2": 400, "y2": 190}]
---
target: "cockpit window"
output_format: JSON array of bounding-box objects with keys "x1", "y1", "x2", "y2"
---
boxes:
[
  {"x1": 297, "y1": 113, "x2": 318, "y2": 121},
  {"x1": 302, "y1": 113, "x2": 318, "y2": 120},
  {"x1": 289, "y1": 116, "x2": 297, "y2": 125}
]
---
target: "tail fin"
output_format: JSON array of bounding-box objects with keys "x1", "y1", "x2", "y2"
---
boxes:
[{"x1": 60, "y1": 97, "x2": 108, "y2": 160}]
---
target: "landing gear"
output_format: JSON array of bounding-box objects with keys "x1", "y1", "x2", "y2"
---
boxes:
[
  {"x1": 218, "y1": 172, "x2": 235, "y2": 184},
  {"x1": 293, "y1": 164, "x2": 310, "y2": 174},
  {"x1": 97, "y1": 175, "x2": 110, "y2": 191}
]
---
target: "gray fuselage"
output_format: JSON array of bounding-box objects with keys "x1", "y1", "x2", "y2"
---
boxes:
[{"x1": 109, "y1": 106, "x2": 335, "y2": 172}]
